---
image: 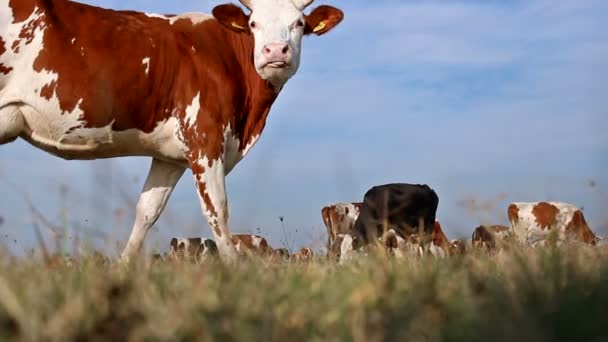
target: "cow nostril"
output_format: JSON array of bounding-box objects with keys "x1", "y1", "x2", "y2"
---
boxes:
[
  {"x1": 281, "y1": 45, "x2": 289, "y2": 54},
  {"x1": 264, "y1": 47, "x2": 271, "y2": 54}
]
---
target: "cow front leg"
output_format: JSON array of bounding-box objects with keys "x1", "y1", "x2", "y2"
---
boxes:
[
  {"x1": 121, "y1": 158, "x2": 185, "y2": 262},
  {"x1": 191, "y1": 158, "x2": 239, "y2": 263}
]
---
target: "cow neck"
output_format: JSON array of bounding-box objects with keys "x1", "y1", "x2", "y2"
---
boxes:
[{"x1": 230, "y1": 31, "x2": 280, "y2": 151}]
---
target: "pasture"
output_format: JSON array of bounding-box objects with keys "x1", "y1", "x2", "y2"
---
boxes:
[{"x1": 0, "y1": 243, "x2": 607, "y2": 341}]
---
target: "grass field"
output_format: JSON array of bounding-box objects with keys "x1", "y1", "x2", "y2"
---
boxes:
[{"x1": 1, "y1": 243, "x2": 607, "y2": 341}]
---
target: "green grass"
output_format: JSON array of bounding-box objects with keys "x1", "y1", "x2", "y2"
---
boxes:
[{"x1": 0, "y1": 245, "x2": 607, "y2": 341}]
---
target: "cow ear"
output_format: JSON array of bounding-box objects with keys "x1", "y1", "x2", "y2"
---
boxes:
[
  {"x1": 304, "y1": 5, "x2": 344, "y2": 36},
  {"x1": 212, "y1": 4, "x2": 250, "y2": 33}
]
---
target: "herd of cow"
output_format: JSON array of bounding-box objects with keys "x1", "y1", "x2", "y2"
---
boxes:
[
  {"x1": 1, "y1": 0, "x2": 603, "y2": 267},
  {"x1": 165, "y1": 183, "x2": 604, "y2": 265}
]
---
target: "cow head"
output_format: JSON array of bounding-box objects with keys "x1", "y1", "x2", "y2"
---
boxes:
[{"x1": 212, "y1": 0, "x2": 344, "y2": 88}]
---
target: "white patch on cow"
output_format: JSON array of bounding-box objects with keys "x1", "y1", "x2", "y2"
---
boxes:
[
  {"x1": 80, "y1": 46, "x2": 84, "y2": 56},
  {"x1": 251, "y1": 235, "x2": 265, "y2": 248},
  {"x1": 144, "y1": 13, "x2": 168, "y2": 20},
  {"x1": 0, "y1": 6, "x2": 44, "y2": 81},
  {"x1": 338, "y1": 234, "x2": 356, "y2": 265},
  {"x1": 169, "y1": 13, "x2": 213, "y2": 25},
  {"x1": 142, "y1": 57, "x2": 150, "y2": 75},
  {"x1": 71, "y1": 37, "x2": 76, "y2": 44},
  {"x1": 12, "y1": 97, "x2": 189, "y2": 163},
  {"x1": 223, "y1": 125, "x2": 241, "y2": 175},
  {"x1": 242, "y1": 134, "x2": 260, "y2": 157},
  {"x1": 429, "y1": 242, "x2": 447, "y2": 258},
  {"x1": 143, "y1": 12, "x2": 212, "y2": 26},
  {"x1": 183, "y1": 92, "x2": 200, "y2": 129},
  {"x1": 323, "y1": 202, "x2": 362, "y2": 244}
]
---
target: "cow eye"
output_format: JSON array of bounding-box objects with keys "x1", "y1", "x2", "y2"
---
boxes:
[
  {"x1": 250, "y1": 21, "x2": 256, "y2": 28},
  {"x1": 296, "y1": 20, "x2": 304, "y2": 28}
]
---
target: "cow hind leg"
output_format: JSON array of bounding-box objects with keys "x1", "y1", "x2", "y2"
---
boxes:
[
  {"x1": 0, "y1": 105, "x2": 25, "y2": 144},
  {"x1": 120, "y1": 158, "x2": 185, "y2": 262}
]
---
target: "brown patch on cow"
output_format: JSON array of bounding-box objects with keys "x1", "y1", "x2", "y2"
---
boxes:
[
  {"x1": 566, "y1": 210, "x2": 598, "y2": 245},
  {"x1": 532, "y1": 202, "x2": 559, "y2": 230},
  {"x1": 328, "y1": 208, "x2": 340, "y2": 236},
  {"x1": 9, "y1": 0, "x2": 37, "y2": 23},
  {"x1": 385, "y1": 233, "x2": 398, "y2": 249},
  {"x1": 507, "y1": 204, "x2": 519, "y2": 225},
  {"x1": 40, "y1": 80, "x2": 57, "y2": 99},
  {"x1": 0, "y1": 36, "x2": 12, "y2": 75},
  {"x1": 472, "y1": 225, "x2": 499, "y2": 249},
  {"x1": 170, "y1": 238, "x2": 178, "y2": 252},
  {"x1": 432, "y1": 221, "x2": 449, "y2": 248}
]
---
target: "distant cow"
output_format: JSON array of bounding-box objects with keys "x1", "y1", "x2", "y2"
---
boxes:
[
  {"x1": 471, "y1": 225, "x2": 511, "y2": 250},
  {"x1": 231, "y1": 234, "x2": 275, "y2": 257},
  {"x1": 273, "y1": 248, "x2": 291, "y2": 260},
  {"x1": 382, "y1": 229, "x2": 423, "y2": 260},
  {"x1": 340, "y1": 220, "x2": 457, "y2": 263},
  {"x1": 352, "y1": 183, "x2": 439, "y2": 247},
  {"x1": 170, "y1": 238, "x2": 219, "y2": 263},
  {"x1": 428, "y1": 220, "x2": 464, "y2": 258},
  {"x1": 292, "y1": 247, "x2": 315, "y2": 261},
  {"x1": 508, "y1": 202, "x2": 599, "y2": 246},
  {"x1": 0, "y1": 0, "x2": 344, "y2": 263},
  {"x1": 321, "y1": 202, "x2": 362, "y2": 258}
]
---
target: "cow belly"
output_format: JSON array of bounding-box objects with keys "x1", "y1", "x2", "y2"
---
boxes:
[{"x1": 17, "y1": 105, "x2": 187, "y2": 163}]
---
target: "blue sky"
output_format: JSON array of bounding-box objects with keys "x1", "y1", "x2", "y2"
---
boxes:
[{"x1": 1, "y1": 0, "x2": 607, "y2": 255}]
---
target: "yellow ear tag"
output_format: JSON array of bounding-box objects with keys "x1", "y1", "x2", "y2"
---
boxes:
[
  {"x1": 231, "y1": 22, "x2": 245, "y2": 30},
  {"x1": 313, "y1": 21, "x2": 326, "y2": 33}
]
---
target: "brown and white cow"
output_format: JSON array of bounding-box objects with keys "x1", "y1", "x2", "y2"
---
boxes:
[
  {"x1": 0, "y1": 0, "x2": 343, "y2": 262},
  {"x1": 292, "y1": 246, "x2": 314, "y2": 261},
  {"x1": 428, "y1": 220, "x2": 464, "y2": 258},
  {"x1": 231, "y1": 233, "x2": 276, "y2": 257},
  {"x1": 471, "y1": 224, "x2": 511, "y2": 250},
  {"x1": 321, "y1": 202, "x2": 362, "y2": 257},
  {"x1": 508, "y1": 202, "x2": 600, "y2": 247},
  {"x1": 339, "y1": 220, "x2": 460, "y2": 263},
  {"x1": 169, "y1": 237, "x2": 219, "y2": 262}
]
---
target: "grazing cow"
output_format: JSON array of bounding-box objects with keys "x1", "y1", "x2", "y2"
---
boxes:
[
  {"x1": 471, "y1": 225, "x2": 511, "y2": 250},
  {"x1": 429, "y1": 221, "x2": 467, "y2": 256},
  {"x1": 231, "y1": 234, "x2": 275, "y2": 257},
  {"x1": 321, "y1": 202, "x2": 362, "y2": 258},
  {"x1": 0, "y1": 0, "x2": 344, "y2": 262},
  {"x1": 382, "y1": 229, "x2": 422, "y2": 259},
  {"x1": 508, "y1": 202, "x2": 599, "y2": 246},
  {"x1": 393, "y1": 220, "x2": 463, "y2": 259},
  {"x1": 292, "y1": 247, "x2": 314, "y2": 261},
  {"x1": 274, "y1": 248, "x2": 291, "y2": 260},
  {"x1": 450, "y1": 239, "x2": 466, "y2": 255},
  {"x1": 339, "y1": 220, "x2": 455, "y2": 263},
  {"x1": 170, "y1": 237, "x2": 219, "y2": 262},
  {"x1": 352, "y1": 183, "x2": 439, "y2": 247}
]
